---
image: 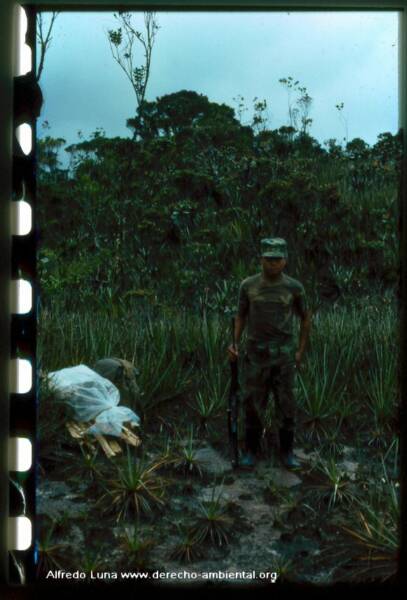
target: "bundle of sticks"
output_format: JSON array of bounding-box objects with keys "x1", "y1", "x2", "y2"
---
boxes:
[{"x1": 66, "y1": 421, "x2": 141, "y2": 458}]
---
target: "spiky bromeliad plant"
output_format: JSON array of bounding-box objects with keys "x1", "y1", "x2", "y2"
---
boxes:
[
  {"x1": 194, "y1": 390, "x2": 216, "y2": 428},
  {"x1": 193, "y1": 486, "x2": 233, "y2": 547},
  {"x1": 340, "y1": 460, "x2": 399, "y2": 582},
  {"x1": 80, "y1": 550, "x2": 107, "y2": 575},
  {"x1": 169, "y1": 524, "x2": 203, "y2": 564},
  {"x1": 320, "y1": 420, "x2": 345, "y2": 458},
  {"x1": 306, "y1": 457, "x2": 358, "y2": 511},
  {"x1": 362, "y1": 341, "x2": 398, "y2": 448},
  {"x1": 297, "y1": 344, "x2": 347, "y2": 442},
  {"x1": 36, "y1": 520, "x2": 67, "y2": 577},
  {"x1": 100, "y1": 450, "x2": 167, "y2": 521},
  {"x1": 134, "y1": 317, "x2": 194, "y2": 417},
  {"x1": 119, "y1": 525, "x2": 156, "y2": 570},
  {"x1": 193, "y1": 389, "x2": 221, "y2": 437},
  {"x1": 63, "y1": 443, "x2": 104, "y2": 484},
  {"x1": 270, "y1": 554, "x2": 296, "y2": 583},
  {"x1": 173, "y1": 427, "x2": 205, "y2": 478},
  {"x1": 157, "y1": 435, "x2": 178, "y2": 468}
]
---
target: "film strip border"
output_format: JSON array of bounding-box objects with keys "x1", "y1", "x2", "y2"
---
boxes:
[
  {"x1": 2, "y1": 0, "x2": 407, "y2": 589},
  {"x1": 8, "y1": 3, "x2": 39, "y2": 584}
]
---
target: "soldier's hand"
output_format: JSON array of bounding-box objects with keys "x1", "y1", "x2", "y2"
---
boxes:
[{"x1": 228, "y1": 344, "x2": 239, "y2": 362}]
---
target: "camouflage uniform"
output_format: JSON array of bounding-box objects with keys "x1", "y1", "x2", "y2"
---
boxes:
[
  {"x1": 93, "y1": 358, "x2": 140, "y2": 405},
  {"x1": 237, "y1": 239, "x2": 307, "y2": 455}
]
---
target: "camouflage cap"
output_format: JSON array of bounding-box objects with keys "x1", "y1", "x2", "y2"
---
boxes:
[{"x1": 261, "y1": 238, "x2": 288, "y2": 258}]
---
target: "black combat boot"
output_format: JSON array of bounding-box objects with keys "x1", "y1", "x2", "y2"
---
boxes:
[
  {"x1": 279, "y1": 428, "x2": 301, "y2": 470},
  {"x1": 240, "y1": 426, "x2": 261, "y2": 469}
]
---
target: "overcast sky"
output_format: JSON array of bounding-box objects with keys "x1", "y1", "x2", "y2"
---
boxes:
[{"x1": 37, "y1": 10, "x2": 399, "y2": 151}]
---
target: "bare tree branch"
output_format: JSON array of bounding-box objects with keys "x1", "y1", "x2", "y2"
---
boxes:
[
  {"x1": 36, "y1": 11, "x2": 59, "y2": 82},
  {"x1": 107, "y1": 11, "x2": 159, "y2": 109}
]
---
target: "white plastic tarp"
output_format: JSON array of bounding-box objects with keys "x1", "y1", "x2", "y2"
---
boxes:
[{"x1": 48, "y1": 364, "x2": 140, "y2": 437}]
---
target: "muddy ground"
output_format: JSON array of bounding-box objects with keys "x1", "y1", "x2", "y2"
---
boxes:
[{"x1": 36, "y1": 428, "x2": 395, "y2": 588}]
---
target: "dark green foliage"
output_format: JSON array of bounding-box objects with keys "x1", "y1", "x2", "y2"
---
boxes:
[
  {"x1": 37, "y1": 375, "x2": 71, "y2": 468},
  {"x1": 39, "y1": 299, "x2": 398, "y2": 440},
  {"x1": 37, "y1": 90, "x2": 401, "y2": 312},
  {"x1": 37, "y1": 87, "x2": 401, "y2": 584}
]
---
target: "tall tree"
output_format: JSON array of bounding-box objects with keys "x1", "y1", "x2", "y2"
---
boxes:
[
  {"x1": 36, "y1": 11, "x2": 59, "y2": 82},
  {"x1": 108, "y1": 12, "x2": 159, "y2": 110},
  {"x1": 296, "y1": 86, "x2": 313, "y2": 134},
  {"x1": 279, "y1": 76, "x2": 300, "y2": 130}
]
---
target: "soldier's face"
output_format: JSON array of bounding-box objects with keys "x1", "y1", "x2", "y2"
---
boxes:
[{"x1": 261, "y1": 256, "x2": 287, "y2": 277}]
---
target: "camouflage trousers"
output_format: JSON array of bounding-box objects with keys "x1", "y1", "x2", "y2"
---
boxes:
[{"x1": 240, "y1": 339, "x2": 296, "y2": 453}]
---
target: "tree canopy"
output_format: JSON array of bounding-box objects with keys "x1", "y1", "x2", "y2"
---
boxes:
[{"x1": 37, "y1": 90, "x2": 401, "y2": 311}]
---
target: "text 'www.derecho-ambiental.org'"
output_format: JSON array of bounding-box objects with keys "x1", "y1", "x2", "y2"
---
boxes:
[{"x1": 45, "y1": 569, "x2": 278, "y2": 582}]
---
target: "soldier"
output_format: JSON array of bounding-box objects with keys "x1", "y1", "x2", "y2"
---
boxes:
[
  {"x1": 93, "y1": 357, "x2": 140, "y2": 407},
  {"x1": 228, "y1": 238, "x2": 311, "y2": 470}
]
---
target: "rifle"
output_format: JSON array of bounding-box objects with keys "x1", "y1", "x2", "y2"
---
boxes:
[{"x1": 227, "y1": 317, "x2": 239, "y2": 469}]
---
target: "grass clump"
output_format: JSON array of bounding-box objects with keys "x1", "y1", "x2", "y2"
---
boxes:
[
  {"x1": 193, "y1": 486, "x2": 233, "y2": 547},
  {"x1": 173, "y1": 427, "x2": 205, "y2": 478},
  {"x1": 297, "y1": 345, "x2": 347, "y2": 441},
  {"x1": 80, "y1": 550, "x2": 107, "y2": 575},
  {"x1": 118, "y1": 525, "x2": 156, "y2": 570},
  {"x1": 36, "y1": 519, "x2": 67, "y2": 577},
  {"x1": 340, "y1": 460, "x2": 399, "y2": 582},
  {"x1": 306, "y1": 457, "x2": 357, "y2": 510},
  {"x1": 63, "y1": 444, "x2": 104, "y2": 485},
  {"x1": 169, "y1": 524, "x2": 203, "y2": 563},
  {"x1": 100, "y1": 450, "x2": 167, "y2": 521}
]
